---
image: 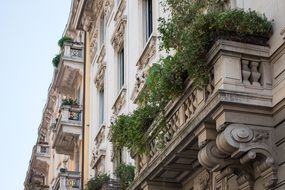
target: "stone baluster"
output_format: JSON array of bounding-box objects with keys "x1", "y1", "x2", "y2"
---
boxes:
[
  {"x1": 241, "y1": 60, "x2": 251, "y2": 85},
  {"x1": 250, "y1": 61, "x2": 261, "y2": 87}
]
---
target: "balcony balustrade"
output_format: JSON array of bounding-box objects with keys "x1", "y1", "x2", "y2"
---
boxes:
[
  {"x1": 129, "y1": 40, "x2": 276, "y2": 190},
  {"x1": 52, "y1": 169, "x2": 81, "y2": 190},
  {"x1": 52, "y1": 105, "x2": 82, "y2": 155},
  {"x1": 54, "y1": 42, "x2": 84, "y2": 97}
]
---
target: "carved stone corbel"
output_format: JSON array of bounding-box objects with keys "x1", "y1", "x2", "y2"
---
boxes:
[{"x1": 197, "y1": 123, "x2": 278, "y2": 189}]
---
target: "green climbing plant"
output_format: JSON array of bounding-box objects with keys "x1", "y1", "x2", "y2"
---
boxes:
[
  {"x1": 58, "y1": 36, "x2": 73, "y2": 48},
  {"x1": 110, "y1": 0, "x2": 272, "y2": 156},
  {"x1": 115, "y1": 163, "x2": 135, "y2": 190},
  {"x1": 85, "y1": 173, "x2": 110, "y2": 190}
]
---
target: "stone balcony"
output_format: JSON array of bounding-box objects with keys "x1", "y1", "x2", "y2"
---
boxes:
[
  {"x1": 129, "y1": 40, "x2": 277, "y2": 190},
  {"x1": 52, "y1": 105, "x2": 82, "y2": 155},
  {"x1": 54, "y1": 42, "x2": 83, "y2": 97},
  {"x1": 24, "y1": 144, "x2": 50, "y2": 190},
  {"x1": 52, "y1": 169, "x2": 81, "y2": 190}
]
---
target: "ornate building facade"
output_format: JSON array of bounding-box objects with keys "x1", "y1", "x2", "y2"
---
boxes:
[{"x1": 25, "y1": 0, "x2": 285, "y2": 190}]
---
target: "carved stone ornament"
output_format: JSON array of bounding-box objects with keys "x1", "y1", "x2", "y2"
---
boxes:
[
  {"x1": 111, "y1": 16, "x2": 127, "y2": 51},
  {"x1": 137, "y1": 36, "x2": 157, "y2": 70},
  {"x1": 114, "y1": 0, "x2": 126, "y2": 22},
  {"x1": 82, "y1": 11, "x2": 95, "y2": 32},
  {"x1": 94, "y1": 62, "x2": 106, "y2": 90},
  {"x1": 198, "y1": 123, "x2": 278, "y2": 189},
  {"x1": 112, "y1": 88, "x2": 126, "y2": 115},
  {"x1": 194, "y1": 170, "x2": 211, "y2": 190},
  {"x1": 94, "y1": 124, "x2": 106, "y2": 167},
  {"x1": 103, "y1": 0, "x2": 114, "y2": 22},
  {"x1": 132, "y1": 36, "x2": 157, "y2": 102},
  {"x1": 90, "y1": 28, "x2": 99, "y2": 61}
]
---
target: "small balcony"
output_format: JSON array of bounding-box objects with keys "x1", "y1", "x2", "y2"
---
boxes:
[
  {"x1": 54, "y1": 42, "x2": 84, "y2": 97},
  {"x1": 25, "y1": 144, "x2": 50, "y2": 190},
  {"x1": 52, "y1": 105, "x2": 82, "y2": 155},
  {"x1": 52, "y1": 169, "x2": 81, "y2": 190}
]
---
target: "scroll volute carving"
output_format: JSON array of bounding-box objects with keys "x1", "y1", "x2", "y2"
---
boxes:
[
  {"x1": 197, "y1": 123, "x2": 278, "y2": 189},
  {"x1": 111, "y1": 17, "x2": 127, "y2": 51}
]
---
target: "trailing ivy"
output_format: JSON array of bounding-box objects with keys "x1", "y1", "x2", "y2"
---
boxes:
[
  {"x1": 52, "y1": 54, "x2": 61, "y2": 68},
  {"x1": 109, "y1": 104, "x2": 160, "y2": 154},
  {"x1": 115, "y1": 163, "x2": 135, "y2": 190},
  {"x1": 110, "y1": 0, "x2": 272, "y2": 155},
  {"x1": 58, "y1": 36, "x2": 73, "y2": 48}
]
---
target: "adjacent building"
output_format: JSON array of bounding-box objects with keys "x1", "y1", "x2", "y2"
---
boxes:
[{"x1": 25, "y1": 0, "x2": 285, "y2": 190}]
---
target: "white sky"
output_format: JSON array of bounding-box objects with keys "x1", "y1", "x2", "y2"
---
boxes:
[{"x1": 0, "y1": 0, "x2": 71, "y2": 189}]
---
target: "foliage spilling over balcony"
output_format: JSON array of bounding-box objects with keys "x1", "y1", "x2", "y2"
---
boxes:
[
  {"x1": 52, "y1": 36, "x2": 74, "y2": 68},
  {"x1": 109, "y1": 0, "x2": 272, "y2": 155},
  {"x1": 85, "y1": 173, "x2": 110, "y2": 190},
  {"x1": 115, "y1": 163, "x2": 135, "y2": 190},
  {"x1": 52, "y1": 54, "x2": 61, "y2": 68},
  {"x1": 61, "y1": 98, "x2": 78, "y2": 106},
  {"x1": 58, "y1": 36, "x2": 73, "y2": 48}
]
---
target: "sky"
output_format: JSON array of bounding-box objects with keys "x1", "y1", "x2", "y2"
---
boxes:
[{"x1": 0, "y1": 1, "x2": 71, "y2": 189}]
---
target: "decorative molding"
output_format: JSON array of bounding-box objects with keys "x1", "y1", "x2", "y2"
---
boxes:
[
  {"x1": 94, "y1": 62, "x2": 106, "y2": 90},
  {"x1": 136, "y1": 35, "x2": 157, "y2": 70},
  {"x1": 114, "y1": 0, "x2": 126, "y2": 22},
  {"x1": 82, "y1": 11, "x2": 95, "y2": 32},
  {"x1": 131, "y1": 35, "x2": 157, "y2": 102},
  {"x1": 96, "y1": 45, "x2": 106, "y2": 65},
  {"x1": 94, "y1": 124, "x2": 107, "y2": 168},
  {"x1": 112, "y1": 87, "x2": 127, "y2": 115},
  {"x1": 194, "y1": 170, "x2": 211, "y2": 190},
  {"x1": 94, "y1": 46, "x2": 106, "y2": 90},
  {"x1": 197, "y1": 123, "x2": 278, "y2": 189},
  {"x1": 111, "y1": 16, "x2": 127, "y2": 51},
  {"x1": 90, "y1": 28, "x2": 99, "y2": 61},
  {"x1": 103, "y1": 0, "x2": 114, "y2": 22}
]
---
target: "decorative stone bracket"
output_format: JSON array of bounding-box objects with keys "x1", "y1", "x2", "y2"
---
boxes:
[
  {"x1": 197, "y1": 123, "x2": 278, "y2": 189},
  {"x1": 111, "y1": 16, "x2": 127, "y2": 51}
]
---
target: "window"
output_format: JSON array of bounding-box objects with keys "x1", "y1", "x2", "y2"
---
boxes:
[
  {"x1": 99, "y1": 89, "x2": 104, "y2": 125},
  {"x1": 118, "y1": 48, "x2": 125, "y2": 91},
  {"x1": 143, "y1": 0, "x2": 153, "y2": 42},
  {"x1": 40, "y1": 146, "x2": 48, "y2": 154},
  {"x1": 100, "y1": 15, "x2": 105, "y2": 47}
]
